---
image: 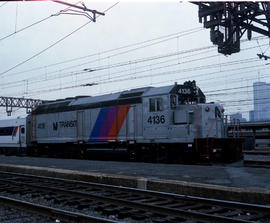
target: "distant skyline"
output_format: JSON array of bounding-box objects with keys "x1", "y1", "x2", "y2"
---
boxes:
[
  {"x1": 1, "y1": 1, "x2": 270, "y2": 119},
  {"x1": 250, "y1": 81, "x2": 270, "y2": 121}
]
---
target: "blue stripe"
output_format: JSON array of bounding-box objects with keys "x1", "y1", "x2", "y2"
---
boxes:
[{"x1": 88, "y1": 107, "x2": 110, "y2": 142}]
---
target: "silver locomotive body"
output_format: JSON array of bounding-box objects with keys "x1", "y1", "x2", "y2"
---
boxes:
[{"x1": 30, "y1": 81, "x2": 242, "y2": 163}]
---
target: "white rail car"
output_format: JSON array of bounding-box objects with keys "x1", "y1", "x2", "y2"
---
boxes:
[{"x1": 0, "y1": 117, "x2": 28, "y2": 154}]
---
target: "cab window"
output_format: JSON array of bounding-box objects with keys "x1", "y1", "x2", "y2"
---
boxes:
[
  {"x1": 215, "y1": 107, "x2": 221, "y2": 118},
  {"x1": 149, "y1": 98, "x2": 156, "y2": 112},
  {"x1": 170, "y1": 95, "x2": 177, "y2": 109},
  {"x1": 157, "y1": 98, "x2": 163, "y2": 111},
  {"x1": 149, "y1": 98, "x2": 163, "y2": 112}
]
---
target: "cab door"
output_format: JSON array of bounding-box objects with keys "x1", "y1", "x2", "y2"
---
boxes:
[
  {"x1": 127, "y1": 105, "x2": 136, "y2": 140},
  {"x1": 77, "y1": 111, "x2": 84, "y2": 142},
  {"x1": 215, "y1": 106, "x2": 224, "y2": 138},
  {"x1": 19, "y1": 125, "x2": 26, "y2": 148},
  {"x1": 143, "y1": 96, "x2": 168, "y2": 139}
]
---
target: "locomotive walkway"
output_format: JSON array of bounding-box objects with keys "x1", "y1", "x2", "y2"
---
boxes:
[{"x1": 0, "y1": 155, "x2": 270, "y2": 205}]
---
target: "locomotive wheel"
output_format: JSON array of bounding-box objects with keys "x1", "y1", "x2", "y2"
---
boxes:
[
  {"x1": 156, "y1": 146, "x2": 169, "y2": 163},
  {"x1": 79, "y1": 147, "x2": 86, "y2": 159},
  {"x1": 128, "y1": 146, "x2": 137, "y2": 161}
]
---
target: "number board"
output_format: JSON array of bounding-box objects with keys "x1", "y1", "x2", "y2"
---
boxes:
[
  {"x1": 147, "y1": 115, "x2": 166, "y2": 125},
  {"x1": 178, "y1": 88, "x2": 191, "y2": 95}
]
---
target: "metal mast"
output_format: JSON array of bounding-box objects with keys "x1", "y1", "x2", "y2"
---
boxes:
[
  {"x1": 0, "y1": 97, "x2": 44, "y2": 116},
  {"x1": 194, "y1": 2, "x2": 270, "y2": 55}
]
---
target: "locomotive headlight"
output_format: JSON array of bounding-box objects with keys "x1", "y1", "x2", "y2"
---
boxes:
[{"x1": 205, "y1": 106, "x2": 210, "y2": 112}]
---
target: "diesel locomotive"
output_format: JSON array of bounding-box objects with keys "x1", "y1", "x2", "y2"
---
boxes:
[{"x1": 0, "y1": 81, "x2": 243, "y2": 163}]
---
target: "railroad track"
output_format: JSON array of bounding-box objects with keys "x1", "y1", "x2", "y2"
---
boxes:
[
  {"x1": 0, "y1": 171, "x2": 269, "y2": 223},
  {"x1": 244, "y1": 153, "x2": 270, "y2": 169},
  {"x1": 0, "y1": 196, "x2": 120, "y2": 223},
  {"x1": 0, "y1": 197, "x2": 53, "y2": 223},
  {"x1": 244, "y1": 163, "x2": 270, "y2": 169}
]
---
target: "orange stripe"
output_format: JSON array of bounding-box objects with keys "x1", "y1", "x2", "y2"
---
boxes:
[{"x1": 107, "y1": 105, "x2": 130, "y2": 140}]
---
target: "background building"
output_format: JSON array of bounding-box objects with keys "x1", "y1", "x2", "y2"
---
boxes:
[
  {"x1": 249, "y1": 110, "x2": 255, "y2": 122},
  {"x1": 230, "y1": 113, "x2": 247, "y2": 122},
  {"x1": 250, "y1": 82, "x2": 270, "y2": 121}
]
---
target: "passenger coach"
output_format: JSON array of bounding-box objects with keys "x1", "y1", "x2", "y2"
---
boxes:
[{"x1": 0, "y1": 117, "x2": 29, "y2": 155}]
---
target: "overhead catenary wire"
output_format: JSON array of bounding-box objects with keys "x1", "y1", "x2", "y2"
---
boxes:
[
  {"x1": 3, "y1": 37, "x2": 268, "y2": 95},
  {"x1": 3, "y1": 38, "x2": 268, "y2": 100},
  {"x1": 0, "y1": 15, "x2": 55, "y2": 42},
  {"x1": 0, "y1": 21, "x2": 92, "y2": 76},
  {"x1": 4, "y1": 27, "x2": 204, "y2": 78},
  {"x1": 12, "y1": 56, "x2": 263, "y2": 96},
  {"x1": 1, "y1": 37, "x2": 266, "y2": 99},
  {"x1": 2, "y1": 51, "x2": 260, "y2": 93},
  {"x1": 94, "y1": 57, "x2": 259, "y2": 85},
  {"x1": 0, "y1": 1, "x2": 84, "y2": 42},
  {"x1": 2, "y1": 46, "x2": 217, "y2": 89},
  {"x1": 0, "y1": 1, "x2": 120, "y2": 77},
  {"x1": 0, "y1": 2, "x2": 8, "y2": 8},
  {"x1": 209, "y1": 95, "x2": 270, "y2": 105},
  {"x1": 80, "y1": 56, "x2": 259, "y2": 84},
  {"x1": 5, "y1": 33, "x2": 268, "y2": 81},
  {"x1": 7, "y1": 27, "x2": 203, "y2": 76},
  {"x1": 2, "y1": 41, "x2": 267, "y2": 91},
  {"x1": 1, "y1": 32, "x2": 266, "y2": 98}
]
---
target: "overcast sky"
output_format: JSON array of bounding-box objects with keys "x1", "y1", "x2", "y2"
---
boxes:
[{"x1": 0, "y1": 1, "x2": 269, "y2": 119}]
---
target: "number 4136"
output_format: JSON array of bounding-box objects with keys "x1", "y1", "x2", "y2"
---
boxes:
[{"x1": 147, "y1": 115, "x2": 165, "y2": 124}]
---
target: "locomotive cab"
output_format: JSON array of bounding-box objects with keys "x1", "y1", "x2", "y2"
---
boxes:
[{"x1": 141, "y1": 81, "x2": 207, "y2": 143}]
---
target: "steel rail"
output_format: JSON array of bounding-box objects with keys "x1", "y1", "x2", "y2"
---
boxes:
[{"x1": 0, "y1": 195, "x2": 122, "y2": 223}]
